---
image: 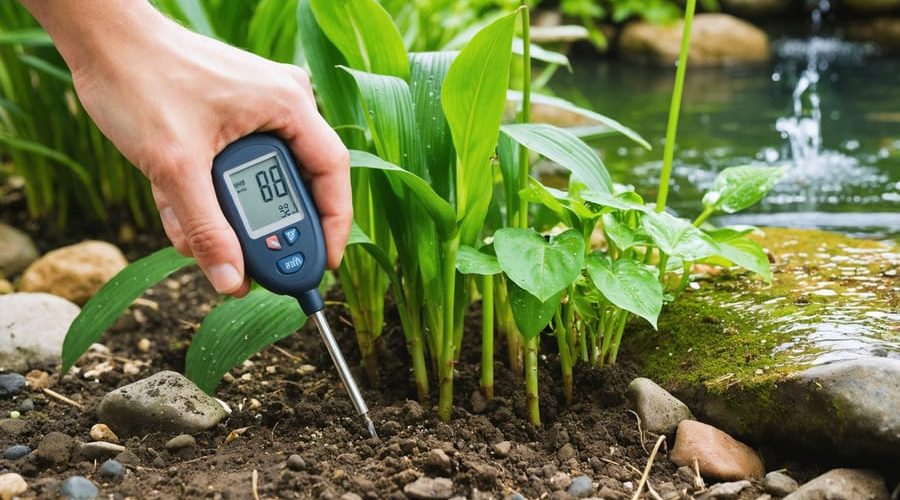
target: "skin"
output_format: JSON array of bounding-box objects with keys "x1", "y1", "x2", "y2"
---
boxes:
[{"x1": 20, "y1": 0, "x2": 352, "y2": 297}]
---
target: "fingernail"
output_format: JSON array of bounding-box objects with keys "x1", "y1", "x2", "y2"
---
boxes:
[{"x1": 208, "y1": 263, "x2": 241, "y2": 293}]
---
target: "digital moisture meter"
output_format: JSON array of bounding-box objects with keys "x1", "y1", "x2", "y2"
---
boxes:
[{"x1": 212, "y1": 133, "x2": 377, "y2": 439}]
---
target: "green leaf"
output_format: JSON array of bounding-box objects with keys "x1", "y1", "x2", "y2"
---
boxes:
[
  {"x1": 409, "y1": 51, "x2": 456, "y2": 201},
  {"x1": 602, "y1": 213, "x2": 650, "y2": 251},
  {"x1": 642, "y1": 210, "x2": 720, "y2": 262},
  {"x1": 512, "y1": 38, "x2": 570, "y2": 68},
  {"x1": 186, "y1": 289, "x2": 305, "y2": 394},
  {"x1": 501, "y1": 123, "x2": 613, "y2": 195},
  {"x1": 18, "y1": 54, "x2": 72, "y2": 84},
  {"x1": 704, "y1": 237, "x2": 772, "y2": 282},
  {"x1": 494, "y1": 227, "x2": 585, "y2": 302},
  {"x1": 156, "y1": 0, "x2": 216, "y2": 37},
  {"x1": 704, "y1": 225, "x2": 757, "y2": 242},
  {"x1": 508, "y1": 282, "x2": 562, "y2": 339},
  {"x1": 247, "y1": 0, "x2": 299, "y2": 62},
  {"x1": 346, "y1": 222, "x2": 397, "y2": 278},
  {"x1": 456, "y1": 245, "x2": 501, "y2": 275},
  {"x1": 0, "y1": 29, "x2": 53, "y2": 46},
  {"x1": 586, "y1": 255, "x2": 662, "y2": 328},
  {"x1": 581, "y1": 190, "x2": 650, "y2": 213},
  {"x1": 62, "y1": 247, "x2": 195, "y2": 374},
  {"x1": 310, "y1": 0, "x2": 409, "y2": 78},
  {"x1": 519, "y1": 179, "x2": 572, "y2": 226},
  {"x1": 703, "y1": 165, "x2": 786, "y2": 214}
]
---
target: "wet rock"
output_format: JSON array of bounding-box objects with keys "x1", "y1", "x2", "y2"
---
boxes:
[
  {"x1": 619, "y1": 14, "x2": 769, "y2": 67},
  {"x1": 97, "y1": 371, "x2": 227, "y2": 436},
  {"x1": 75, "y1": 441, "x2": 125, "y2": 461},
  {"x1": 403, "y1": 477, "x2": 454, "y2": 499},
  {"x1": 567, "y1": 475, "x2": 593, "y2": 498},
  {"x1": 165, "y1": 434, "x2": 196, "y2": 450},
  {"x1": 0, "y1": 373, "x2": 26, "y2": 397},
  {"x1": 36, "y1": 432, "x2": 75, "y2": 467},
  {"x1": 0, "y1": 293, "x2": 80, "y2": 372},
  {"x1": 784, "y1": 469, "x2": 888, "y2": 500},
  {"x1": 426, "y1": 449, "x2": 452, "y2": 475},
  {"x1": 89, "y1": 423, "x2": 118, "y2": 443},
  {"x1": 764, "y1": 471, "x2": 799, "y2": 496},
  {"x1": 3, "y1": 445, "x2": 31, "y2": 460},
  {"x1": 697, "y1": 480, "x2": 751, "y2": 500},
  {"x1": 492, "y1": 441, "x2": 511, "y2": 458},
  {"x1": 286, "y1": 454, "x2": 306, "y2": 471},
  {"x1": 626, "y1": 377, "x2": 694, "y2": 434},
  {"x1": 670, "y1": 420, "x2": 764, "y2": 481},
  {"x1": 0, "y1": 418, "x2": 28, "y2": 435},
  {"x1": 19, "y1": 240, "x2": 127, "y2": 305},
  {"x1": 0, "y1": 223, "x2": 38, "y2": 276},
  {"x1": 97, "y1": 459, "x2": 125, "y2": 482},
  {"x1": 59, "y1": 475, "x2": 98, "y2": 499},
  {"x1": 0, "y1": 472, "x2": 28, "y2": 500}
]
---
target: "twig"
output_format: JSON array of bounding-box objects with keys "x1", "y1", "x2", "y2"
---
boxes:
[
  {"x1": 631, "y1": 435, "x2": 666, "y2": 500},
  {"x1": 693, "y1": 457, "x2": 706, "y2": 491},
  {"x1": 42, "y1": 388, "x2": 83, "y2": 409},
  {"x1": 646, "y1": 479, "x2": 663, "y2": 500},
  {"x1": 627, "y1": 409, "x2": 648, "y2": 453},
  {"x1": 270, "y1": 345, "x2": 301, "y2": 361},
  {"x1": 251, "y1": 469, "x2": 260, "y2": 500}
]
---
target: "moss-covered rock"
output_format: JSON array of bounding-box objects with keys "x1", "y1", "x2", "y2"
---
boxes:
[{"x1": 624, "y1": 228, "x2": 899, "y2": 462}]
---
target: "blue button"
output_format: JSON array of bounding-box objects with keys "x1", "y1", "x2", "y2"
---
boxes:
[
  {"x1": 276, "y1": 252, "x2": 304, "y2": 274},
  {"x1": 283, "y1": 227, "x2": 300, "y2": 245}
]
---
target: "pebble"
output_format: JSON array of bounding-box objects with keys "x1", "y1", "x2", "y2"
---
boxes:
[
  {"x1": 764, "y1": 471, "x2": 799, "y2": 496},
  {"x1": 381, "y1": 420, "x2": 402, "y2": 436},
  {"x1": 340, "y1": 494, "x2": 363, "y2": 500},
  {"x1": 3, "y1": 445, "x2": 30, "y2": 460},
  {"x1": 670, "y1": 420, "x2": 764, "y2": 481},
  {"x1": 75, "y1": 441, "x2": 125, "y2": 461},
  {"x1": 114, "y1": 450, "x2": 141, "y2": 466},
  {"x1": 548, "y1": 471, "x2": 572, "y2": 491},
  {"x1": 492, "y1": 441, "x2": 511, "y2": 458},
  {"x1": 403, "y1": 477, "x2": 454, "y2": 499},
  {"x1": 697, "y1": 480, "x2": 751, "y2": 500},
  {"x1": 97, "y1": 371, "x2": 227, "y2": 436},
  {"x1": 36, "y1": 431, "x2": 75, "y2": 467},
  {"x1": 18, "y1": 398, "x2": 34, "y2": 413},
  {"x1": 427, "y1": 449, "x2": 452, "y2": 474},
  {"x1": 557, "y1": 443, "x2": 576, "y2": 461},
  {"x1": 0, "y1": 293, "x2": 80, "y2": 372},
  {"x1": 89, "y1": 423, "x2": 119, "y2": 443},
  {"x1": 248, "y1": 398, "x2": 262, "y2": 411},
  {"x1": 286, "y1": 454, "x2": 306, "y2": 471},
  {"x1": 137, "y1": 338, "x2": 151, "y2": 352},
  {"x1": 471, "y1": 390, "x2": 488, "y2": 414},
  {"x1": 0, "y1": 418, "x2": 28, "y2": 435},
  {"x1": 8, "y1": 410, "x2": 20, "y2": 419},
  {"x1": 784, "y1": 468, "x2": 888, "y2": 500},
  {"x1": 59, "y1": 475, "x2": 99, "y2": 499},
  {"x1": 165, "y1": 434, "x2": 197, "y2": 450},
  {"x1": 19, "y1": 240, "x2": 127, "y2": 305},
  {"x1": 0, "y1": 373, "x2": 26, "y2": 397},
  {"x1": 567, "y1": 475, "x2": 594, "y2": 498},
  {"x1": 97, "y1": 459, "x2": 125, "y2": 482},
  {"x1": 626, "y1": 377, "x2": 694, "y2": 435},
  {"x1": 0, "y1": 222, "x2": 38, "y2": 276},
  {"x1": 0, "y1": 472, "x2": 28, "y2": 500}
]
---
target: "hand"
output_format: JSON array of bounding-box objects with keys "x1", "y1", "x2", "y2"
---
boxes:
[{"x1": 23, "y1": 1, "x2": 351, "y2": 297}]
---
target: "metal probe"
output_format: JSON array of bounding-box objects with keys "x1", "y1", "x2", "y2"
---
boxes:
[{"x1": 311, "y1": 311, "x2": 378, "y2": 439}]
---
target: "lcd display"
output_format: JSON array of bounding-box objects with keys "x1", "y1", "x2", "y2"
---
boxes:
[{"x1": 226, "y1": 153, "x2": 304, "y2": 238}]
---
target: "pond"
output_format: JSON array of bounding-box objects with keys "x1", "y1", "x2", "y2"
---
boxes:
[{"x1": 552, "y1": 37, "x2": 900, "y2": 239}]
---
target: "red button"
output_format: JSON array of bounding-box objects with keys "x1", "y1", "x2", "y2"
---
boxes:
[{"x1": 265, "y1": 234, "x2": 282, "y2": 250}]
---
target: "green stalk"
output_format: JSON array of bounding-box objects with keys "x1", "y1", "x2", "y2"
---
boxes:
[
  {"x1": 524, "y1": 334, "x2": 541, "y2": 426},
  {"x1": 658, "y1": 253, "x2": 669, "y2": 284},
  {"x1": 437, "y1": 236, "x2": 460, "y2": 422},
  {"x1": 693, "y1": 205, "x2": 715, "y2": 227},
  {"x1": 554, "y1": 311, "x2": 573, "y2": 406},
  {"x1": 608, "y1": 311, "x2": 630, "y2": 364},
  {"x1": 655, "y1": 0, "x2": 697, "y2": 213},
  {"x1": 481, "y1": 275, "x2": 495, "y2": 400},
  {"x1": 495, "y1": 277, "x2": 523, "y2": 376}
]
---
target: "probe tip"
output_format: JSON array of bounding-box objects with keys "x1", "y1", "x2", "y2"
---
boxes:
[{"x1": 364, "y1": 414, "x2": 379, "y2": 440}]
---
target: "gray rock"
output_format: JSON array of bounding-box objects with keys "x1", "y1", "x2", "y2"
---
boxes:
[
  {"x1": 626, "y1": 377, "x2": 694, "y2": 435},
  {"x1": 59, "y1": 475, "x2": 99, "y2": 500},
  {"x1": 114, "y1": 450, "x2": 141, "y2": 466},
  {"x1": 697, "y1": 480, "x2": 751, "y2": 500},
  {"x1": 0, "y1": 293, "x2": 80, "y2": 372},
  {"x1": 165, "y1": 434, "x2": 196, "y2": 450},
  {"x1": 0, "y1": 418, "x2": 28, "y2": 435},
  {"x1": 97, "y1": 459, "x2": 125, "y2": 482},
  {"x1": 0, "y1": 373, "x2": 26, "y2": 397},
  {"x1": 97, "y1": 371, "x2": 227, "y2": 436},
  {"x1": 75, "y1": 441, "x2": 125, "y2": 460},
  {"x1": 403, "y1": 477, "x2": 454, "y2": 499},
  {"x1": 765, "y1": 471, "x2": 799, "y2": 496},
  {"x1": 784, "y1": 469, "x2": 888, "y2": 500},
  {"x1": 286, "y1": 454, "x2": 306, "y2": 471},
  {"x1": 3, "y1": 444, "x2": 31, "y2": 460},
  {"x1": 426, "y1": 448, "x2": 452, "y2": 474},
  {"x1": 19, "y1": 398, "x2": 34, "y2": 413},
  {"x1": 36, "y1": 431, "x2": 74, "y2": 467},
  {"x1": 567, "y1": 475, "x2": 594, "y2": 498},
  {"x1": 0, "y1": 223, "x2": 38, "y2": 276}
]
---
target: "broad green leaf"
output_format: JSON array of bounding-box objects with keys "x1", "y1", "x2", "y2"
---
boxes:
[
  {"x1": 346, "y1": 222, "x2": 397, "y2": 279},
  {"x1": 247, "y1": 0, "x2": 299, "y2": 62},
  {"x1": 310, "y1": 0, "x2": 409, "y2": 78},
  {"x1": 155, "y1": 0, "x2": 215, "y2": 37},
  {"x1": 703, "y1": 237, "x2": 772, "y2": 282},
  {"x1": 507, "y1": 90, "x2": 651, "y2": 150},
  {"x1": 586, "y1": 255, "x2": 662, "y2": 328},
  {"x1": 508, "y1": 282, "x2": 562, "y2": 339},
  {"x1": 704, "y1": 225, "x2": 757, "y2": 242},
  {"x1": 501, "y1": 123, "x2": 613, "y2": 195},
  {"x1": 494, "y1": 227, "x2": 585, "y2": 302},
  {"x1": 642, "y1": 210, "x2": 720, "y2": 262},
  {"x1": 511, "y1": 38, "x2": 570, "y2": 68},
  {"x1": 602, "y1": 213, "x2": 650, "y2": 251},
  {"x1": 62, "y1": 247, "x2": 195, "y2": 374},
  {"x1": 581, "y1": 190, "x2": 650, "y2": 213},
  {"x1": 186, "y1": 289, "x2": 305, "y2": 393},
  {"x1": 519, "y1": 179, "x2": 571, "y2": 226},
  {"x1": 702, "y1": 166, "x2": 786, "y2": 214},
  {"x1": 456, "y1": 245, "x2": 501, "y2": 275},
  {"x1": 409, "y1": 52, "x2": 456, "y2": 201},
  {"x1": 497, "y1": 131, "x2": 521, "y2": 227}
]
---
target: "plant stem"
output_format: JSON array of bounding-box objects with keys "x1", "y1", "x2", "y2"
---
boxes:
[
  {"x1": 438, "y1": 236, "x2": 460, "y2": 422},
  {"x1": 516, "y1": 4, "x2": 532, "y2": 230},
  {"x1": 608, "y1": 310, "x2": 630, "y2": 364},
  {"x1": 524, "y1": 334, "x2": 541, "y2": 425},
  {"x1": 693, "y1": 205, "x2": 715, "y2": 227},
  {"x1": 655, "y1": 0, "x2": 697, "y2": 213},
  {"x1": 481, "y1": 275, "x2": 494, "y2": 400},
  {"x1": 495, "y1": 277, "x2": 524, "y2": 377},
  {"x1": 554, "y1": 311, "x2": 573, "y2": 406}
]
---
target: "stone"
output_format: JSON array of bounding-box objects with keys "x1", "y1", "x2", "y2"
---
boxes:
[
  {"x1": 0, "y1": 418, "x2": 28, "y2": 435},
  {"x1": 548, "y1": 471, "x2": 572, "y2": 491},
  {"x1": 3, "y1": 445, "x2": 30, "y2": 460},
  {"x1": 19, "y1": 398, "x2": 34, "y2": 413},
  {"x1": 764, "y1": 471, "x2": 799, "y2": 496},
  {"x1": 0, "y1": 472, "x2": 28, "y2": 500},
  {"x1": 471, "y1": 390, "x2": 488, "y2": 414},
  {"x1": 114, "y1": 450, "x2": 141, "y2": 466},
  {"x1": 97, "y1": 370, "x2": 227, "y2": 436},
  {"x1": 89, "y1": 423, "x2": 118, "y2": 443},
  {"x1": 97, "y1": 459, "x2": 125, "y2": 482},
  {"x1": 567, "y1": 475, "x2": 593, "y2": 498},
  {"x1": 340, "y1": 494, "x2": 363, "y2": 500},
  {"x1": 403, "y1": 477, "x2": 454, "y2": 499},
  {"x1": 286, "y1": 454, "x2": 306, "y2": 471},
  {"x1": 75, "y1": 441, "x2": 125, "y2": 461},
  {"x1": 784, "y1": 469, "x2": 888, "y2": 500},
  {"x1": 165, "y1": 434, "x2": 196, "y2": 450},
  {"x1": 36, "y1": 431, "x2": 75, "y2": 467},
  {"x1": 0, "y1": 223, "x2": 38, "y2": 276},
  {"x1": 0, "y1": 373, "x2": 26, "y2": 397},
  {"x1": 670, "y1": 420, "x2": 764, "y2": 481},
  {"x1": 0, "y1": 293, "x2": 80, "y2": 372},
  {"x1": 626, "y1": 377, "x2": 694, "y2": 435},
  {"x1": 59, "y1": 476, "x2": 98, "y2": 499},
  {"x1": 557, "y1": 443, "x2": 576, "y2": 461},
  {"x1": 426, "y1": 449, "x2": 452, "y2": 474},
  {"x1": 492, "y1": 441, "x2": 511, "y2": 458},
  {"x1": 19, "y1": 240, "x2": 127, "y2": 305},
  {"x1": 0, "y1": 279, "x2": 12, "y2": 295},
  {"x1": 620, "y1": 14, "x2": 769, "y2": 67},
  {"x1": 697, "y1": 480, "x2": 751, "y2": 500}
]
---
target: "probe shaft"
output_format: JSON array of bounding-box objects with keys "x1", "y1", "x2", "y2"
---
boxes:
[{"x1": 311, "y1": 311, "x2": 378, "y2": 439}]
